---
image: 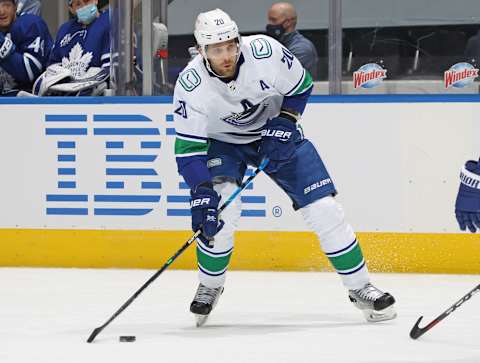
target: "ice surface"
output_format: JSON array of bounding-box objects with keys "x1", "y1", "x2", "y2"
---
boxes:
[{"x1": 1, "y1": 268, "x2": 479, "y2": 363}]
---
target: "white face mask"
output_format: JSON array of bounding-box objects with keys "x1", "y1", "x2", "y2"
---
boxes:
[{"x1": 76, "y1": 3, "x2": 98, "y2": 25}]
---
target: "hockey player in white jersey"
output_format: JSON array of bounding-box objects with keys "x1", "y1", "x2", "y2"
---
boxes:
[{"x1": 173, "y1": 9, "x2": 397, "y2": 326}]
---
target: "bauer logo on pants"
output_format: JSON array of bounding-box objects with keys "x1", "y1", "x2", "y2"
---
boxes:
[{"x1": 304, "y1": 178, "x2": 332, "y2": 195}]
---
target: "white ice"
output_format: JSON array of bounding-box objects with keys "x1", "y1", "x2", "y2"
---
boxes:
[{"x1": 1, "y1": 268, "x2": 479, "y2": 363}]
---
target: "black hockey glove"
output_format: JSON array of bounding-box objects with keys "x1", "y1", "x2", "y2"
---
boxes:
[
  {"x1": 190, "y1": 185, "x2": 224, "y2": 238},
  {"x1": 455, "y1": 159, "x2": 480, "y2": 233},
  {"x1": 258, "y1": 115, "x2": 302, "y2": 173}
]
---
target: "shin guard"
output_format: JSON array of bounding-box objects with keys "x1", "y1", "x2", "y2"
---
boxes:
[{"x1": 300, "y1": 196, "x2": 369, "y2": 290}]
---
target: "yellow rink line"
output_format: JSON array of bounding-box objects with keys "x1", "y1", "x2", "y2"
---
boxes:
[{"x1": 0, "y1": 229, "x2": 479, "y2": 274}]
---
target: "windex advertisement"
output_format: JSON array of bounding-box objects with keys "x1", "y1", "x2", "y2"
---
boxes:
[
  {"x1": 444, "y1": 62, "x2": 479, "y2": 88},
  {"x1": 352, "y1": 61, "x2": 479, "y2": 89},
  {"x1": 353, "y1": 63, "x2": 388, "y2": 89}
]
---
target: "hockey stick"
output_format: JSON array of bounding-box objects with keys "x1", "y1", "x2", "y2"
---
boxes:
[
  {"x1": 86, "y1": 158, "x2": 269, "y2": 343},
  {"x1": 409, "y1": 283, "x2": 480, "y2": 339}
]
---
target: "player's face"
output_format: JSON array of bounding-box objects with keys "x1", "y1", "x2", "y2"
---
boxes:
[
  {"x1": 69, "y1": 0, "x2": 98, "y2": 14},
  {"x1": 205, "y1": 39, "x2": 240, "y2": 78},
  {"x1": 0, "y1": 1, "x2": 16, "y2": 31}
]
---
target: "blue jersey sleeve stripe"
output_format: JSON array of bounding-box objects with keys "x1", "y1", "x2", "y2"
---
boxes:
[{"x1": 176, "y1": 132, "x2": 208, "y2": 142}]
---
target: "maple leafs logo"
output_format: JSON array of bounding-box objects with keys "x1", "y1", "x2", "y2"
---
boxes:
[{"x1": 61, "y1": 43, "x2": 93, "y2": 79}]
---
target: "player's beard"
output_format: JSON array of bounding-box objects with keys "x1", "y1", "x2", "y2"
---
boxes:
[
  {"x1": 220, "y1": 62, "x2": 236, "y2": 78},
  {"x1": 206, "y1": 51, "x2": 238, "y2": 78},
  {"x1": 211, "y1": 59, "x2": 236, "y2": 78}
]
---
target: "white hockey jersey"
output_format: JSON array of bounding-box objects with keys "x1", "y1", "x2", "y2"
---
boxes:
[{"x1": 173, "y1": 34, "x2": 313, "y2": 159}]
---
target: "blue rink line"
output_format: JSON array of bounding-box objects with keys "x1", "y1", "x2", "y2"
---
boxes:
[{"x1": 1, "y1": 94, "x2": 480, "y2": 105}]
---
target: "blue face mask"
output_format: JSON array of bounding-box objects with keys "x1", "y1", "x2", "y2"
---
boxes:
[{"x1": 76, "y1": 3, "x2": 98, "y2": 25}]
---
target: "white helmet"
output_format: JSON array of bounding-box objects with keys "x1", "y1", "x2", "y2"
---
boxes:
[{"x1": 194, "y1": 9, "x2": 239, "y2": 49}]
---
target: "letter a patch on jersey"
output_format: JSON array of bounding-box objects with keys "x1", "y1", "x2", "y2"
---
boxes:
[
  {"x1": 260, "y1": 80, "x2": 270, "y2": 90},
  {"x1": 175, "y1": 100, "x2": 188, "y2": 119}
]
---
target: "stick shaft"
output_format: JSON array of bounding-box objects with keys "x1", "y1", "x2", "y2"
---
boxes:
[{"x1": 87, "y1": 159, "x2": 268, "y2": 343}]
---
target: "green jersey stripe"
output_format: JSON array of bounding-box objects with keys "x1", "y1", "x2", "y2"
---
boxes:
[
  {"x1": 175, "y1": 138, "x2": 209, "y2": 156},
  {"x1": 292, "y1": 70, "x2": 313, "y2": 96}
]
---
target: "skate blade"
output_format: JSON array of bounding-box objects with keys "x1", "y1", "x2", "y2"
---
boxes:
[
  {"x1": 363, "y1": 306, "x2": 397, "y2": 322},
  {"x1": 195, "y1": 314, "x2": 209, "y2": 327}
]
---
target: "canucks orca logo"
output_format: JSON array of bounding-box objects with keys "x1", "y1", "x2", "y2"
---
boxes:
[{"x1": 221, "y1": 99, "x2": 267, "y2": 127}]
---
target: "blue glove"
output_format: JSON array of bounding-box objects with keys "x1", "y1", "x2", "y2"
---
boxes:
[
  {"x1": 455, "y1": 159, "x2": 480, "y2": 233},
  {"x1": 258, "y1": 116, "x2": 302, "y2": 173},
  {"x1": 190, "y1": 186, "x2": 224, "y2": 238},
  {"x1": 0, "y1": 33, "x2": 15, "y2": 60}
]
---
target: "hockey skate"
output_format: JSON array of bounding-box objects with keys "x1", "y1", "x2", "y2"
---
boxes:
[
  {"x1": 190, "y1": 283, "x2": 224, "y2": 327},
  {"x1": 348, "y1": 283, "x2": 397, "y2": 322}
]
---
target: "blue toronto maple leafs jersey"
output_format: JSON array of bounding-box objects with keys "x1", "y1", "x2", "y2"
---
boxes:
[
  {"x1": 49, "y1": 10, "x2": 110, "y2": 78},
  {"x1": 0, "y1": 14, "x2": 52, "y2": 95}
]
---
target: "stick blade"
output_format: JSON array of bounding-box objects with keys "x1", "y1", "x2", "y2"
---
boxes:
[
  {"x1": 409, "y1": 316, "x2": 424, "y2": 339},
  {"x1": 87, "y1": 327, "x2": 103, "y2": 343}
]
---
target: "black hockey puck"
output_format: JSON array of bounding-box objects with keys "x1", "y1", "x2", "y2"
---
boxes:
[{"x1": 119, "y1": 336, "x2": 136, "y2": 342}]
